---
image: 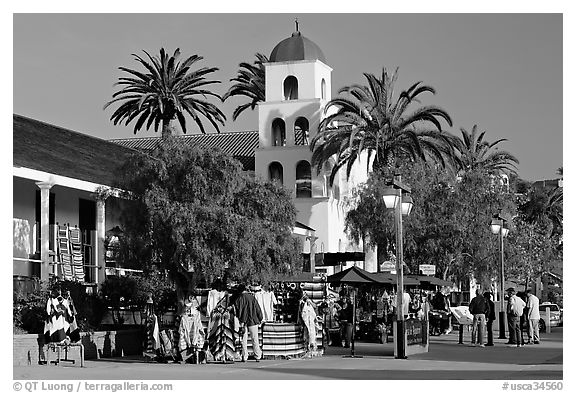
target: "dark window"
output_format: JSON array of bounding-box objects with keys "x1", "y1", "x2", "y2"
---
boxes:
[
  {"x1": 296, "y1": 160, "x2": 312, "y2": 198},
  {"x1": 272, "y1": 118, "x2": 286, "y2": 146},
  {"x1": 268, "y1": 162, "x2": 284, "y2": 185},
  {"x1": 294, "y1": 117, "x2": 309, "y2": 146},
  {"x1": 283, "y1": 76, "x2": 298, "y2": 100}
]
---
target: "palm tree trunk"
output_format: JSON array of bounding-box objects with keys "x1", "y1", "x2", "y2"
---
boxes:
[{"x1": 162, "y1": 118, "x2": 179, "y2": 139}]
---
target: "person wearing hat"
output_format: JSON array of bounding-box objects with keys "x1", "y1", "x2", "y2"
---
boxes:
[
  {"x1": 483, "y1": 292, "x2": 496, "y2": 346},
  {"x1": 506, "y1": 287, "x2": 525, "y2": 347}
]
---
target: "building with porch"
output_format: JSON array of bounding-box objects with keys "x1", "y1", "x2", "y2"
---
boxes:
[{"x1": 13, "y1": 114, "x2": 133, "y2": 287}]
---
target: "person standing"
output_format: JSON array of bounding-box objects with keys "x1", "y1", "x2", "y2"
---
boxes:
[
  {"x1": 469, "y1": 289, "x2": 489, "y2": 347},
  {"x1": 432, "y1": 287, "x2": 452, "y2": 334},
  {"x1": 337, "y1": 296, "x2": 354, "y2": 348},
  {"x1": 506, "y1": 287, "x2": 526, "y2": 347},
  {"x1": 525, "y1": 289, "x2": 541, "y2": 344},
  {"x1": 483, "y1": 292, "x2": 496, "y2": 346},
  {"x1": 233, "y1": 284, "x2": 263, "y2": 362},
  {"x1": 397, "y1": 290, "x2": 412, "y2": 318}
]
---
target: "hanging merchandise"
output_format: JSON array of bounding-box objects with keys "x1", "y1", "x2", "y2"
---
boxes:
[
  {"x1": 299, "y1": 295, "x2": 317, "y2": 353},
  {"x1": 207, "y1": 293, "x2": 238, "y2": 363},
  {"x1": 64, "y1": 291, "x2": 80, "y2": 343},
  {"x1": 253, "y1": 285, "x2": 278, "y2": 322},
  {"x1": 44, "y1": 290, "x2": 71, "y2": 343},
  {"x1": 178, "y1": 297, "x2": 206, "y2": 363},
  {"x1": 143, "y1": 295, "x2": 160, "y2": 360}
]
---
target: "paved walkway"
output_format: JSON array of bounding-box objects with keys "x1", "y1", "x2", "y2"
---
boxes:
[{"x1": 13, "y1": 327, "x2": 562, "y2": 380}]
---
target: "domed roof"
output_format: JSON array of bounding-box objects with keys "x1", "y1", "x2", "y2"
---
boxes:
[{"x1": 269, "y1": 31, "x2": 326, "y2": 63}]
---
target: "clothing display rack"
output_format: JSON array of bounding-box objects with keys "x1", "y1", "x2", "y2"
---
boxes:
[
  {"x1": 45, "y1": 342, "x2": 85, "y2": 367},
  {"x1": 56, "y1": 224, "x2": 85, "y2": 282}
]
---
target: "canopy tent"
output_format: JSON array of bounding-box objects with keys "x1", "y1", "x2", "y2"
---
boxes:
[
  {"x1": 369, "y1": 272, "x2": 420, "y2": 286},
  {"x1": 327, "y1": 266, "x2": 377, "y2": 284},
  {"x1": 326, "y1": 266, "x2": 377, "y2": 358}
]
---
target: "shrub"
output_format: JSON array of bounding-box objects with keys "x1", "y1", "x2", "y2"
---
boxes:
[{"x1": 13, "y1": 278, "x2": 105, "y2": 334}]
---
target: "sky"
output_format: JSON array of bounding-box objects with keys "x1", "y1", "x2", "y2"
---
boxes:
[{"x1": 13, "y1": 13, "x2": 562, "y2": 181}]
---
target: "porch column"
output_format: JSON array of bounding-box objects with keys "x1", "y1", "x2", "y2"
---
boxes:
[
  {"x1": 95, "y1": 197, "x2": 107, "y2": 286},
  {"x1": 307, "y1": 236, "x2": 318, "y2": 274},
  {"x1": 36, "y1": 180, "x2": 54, "y2": 281}
]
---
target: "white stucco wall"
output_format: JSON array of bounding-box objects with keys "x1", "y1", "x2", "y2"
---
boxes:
[
  {"x1": 258, "y1": 100, "x2": 325, "y2": 148},
  {"x1": 264, "y1": 60, "x2": 332, "y2": 102}
]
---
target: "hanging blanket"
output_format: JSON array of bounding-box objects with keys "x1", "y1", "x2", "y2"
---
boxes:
[
  {"x1": 208, "y1": 304, "x2": 238, "y2": 362},
  {"x1": 143, "y1": 314, "x2": 160, "y2": 358},
  {"x1": 44, "y1": 296, "x2": 71, "y2": 343}
]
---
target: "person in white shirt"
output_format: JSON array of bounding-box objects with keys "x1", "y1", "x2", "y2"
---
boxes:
[
  {"x1": 396, "y1": 290, "x2": 411, "y2": 318},
  {"x1": 525, "y1": 289, "x2": 541, "y2": 344},
  {"x1": 506, "y1": 287, "x2": 526, "y2": 347}
]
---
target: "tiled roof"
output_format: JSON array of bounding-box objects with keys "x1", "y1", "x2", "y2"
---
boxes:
[
  {"x1": 13, "y1": 114, "x2": 140, "y2": 188},
  {"x1": 111, "y1": 131, "x2": 259, "y2": 171}
]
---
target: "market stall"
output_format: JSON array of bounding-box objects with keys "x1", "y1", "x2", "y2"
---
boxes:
[
  {"x1": 327, "y1": 266, "x2": 379, "y2": 357},
  {"x1": 262, "y1": 273, "x2": 326, "y2": 358}
]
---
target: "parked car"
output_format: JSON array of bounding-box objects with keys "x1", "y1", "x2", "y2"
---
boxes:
[{"x1": 539, "y1": 302, "x2": 563, "y2": 331}]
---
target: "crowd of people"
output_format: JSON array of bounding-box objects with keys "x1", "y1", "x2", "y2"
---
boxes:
[{"x1": 466, "y1": 286, "x2": 542, "y2": 348}]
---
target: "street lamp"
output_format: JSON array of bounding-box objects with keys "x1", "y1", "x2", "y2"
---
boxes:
[
  {"x1": 382, "y1": 174, "x2": 413, "y2": 359},
  {"x1": 490, "y1": 213, "x2": 509, "y2": 339}
]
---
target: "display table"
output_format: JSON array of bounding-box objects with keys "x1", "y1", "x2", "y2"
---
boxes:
[{"x1": 261, "y1": 322, "x2": 323, "y2": 358}]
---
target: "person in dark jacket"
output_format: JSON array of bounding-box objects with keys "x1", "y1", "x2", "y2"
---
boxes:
[
  {"x1": 337, "y1": 296, "x2": 354, "y2": 348},
  {"x1": 232, "y1": 284, "x2": 263, "y2": 362},
  {"x1": 432, "y1": 288, "x2": 452, "y2": 334},
  {"x1": 483, "y1": 292, "x2": 496, "y2": 346},
  {"x1": 469, "y1": 289, "x2": 489, "y2": 346}
]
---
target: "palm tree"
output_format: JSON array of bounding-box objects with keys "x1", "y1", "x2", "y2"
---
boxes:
[
  {"x1": 454, "y1": 125, "x2": 519, "y2": 175},
  {"x1": 310, "y1": 68, "x2": 457, "y2": 185},
  {"x1": 104, "y1": 48, "x2": 226, "y2": 137},
  {"x1": 222, "y1": 53, "x2": 268, "y2": 121},
  {"x1": 520, "y1": 185, "x2": 563, "y2": 236}
]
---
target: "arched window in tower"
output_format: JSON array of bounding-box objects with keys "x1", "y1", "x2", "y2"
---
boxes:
[
  {"x1": 271, "y1": 118, "x2": 286, "y2": 146},
  {"x1": 294, "y1": 117, "x2": 309, "y2": 146},
  {"x1": 296, "y1": 160, "x2": 312, "y2": 198},
  {"x1": 283, "y1": 75, "x2": 299, "y2": 100},
  {"x1": 321, "y1": 78, "x2": 326, "y2": 100},
  {"x1": 268, "y1": 162, "x2": 284, "y2": 185}
]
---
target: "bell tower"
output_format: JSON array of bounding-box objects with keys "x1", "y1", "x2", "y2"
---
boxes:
[{"x1": 255, "y1": 26, "x2": 332, "y2": 199}]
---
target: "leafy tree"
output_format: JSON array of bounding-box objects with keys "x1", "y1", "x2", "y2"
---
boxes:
[
  {"x1": 454, "y1": 125, "x2": 519, "y2": 175},
  {"x1": 104, "y1": 48, "x2": 226, "y2": 137},
  {"x1": 114, "y1": 138, "x2": 302, "y2": 300},
  {"x1": 222, "y1": 53, "x2": 268, "y2": 121},
  {"x1": 506, "y1": 218, "x2": 560, "y2": 291},
  {"x1": 345, "y1": 162, "x2": 516, "y2": 285},
  {"x1": 311, "y1": 67, "x2": 458, "y2": 185}
]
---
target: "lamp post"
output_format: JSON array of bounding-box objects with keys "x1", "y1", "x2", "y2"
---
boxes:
[
  {"x1": 382, "y1": 174, "x2": 413, "y2": 359},
  {"x1": 490, "y1": 214, "x2": 509, "y2": 339}
]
